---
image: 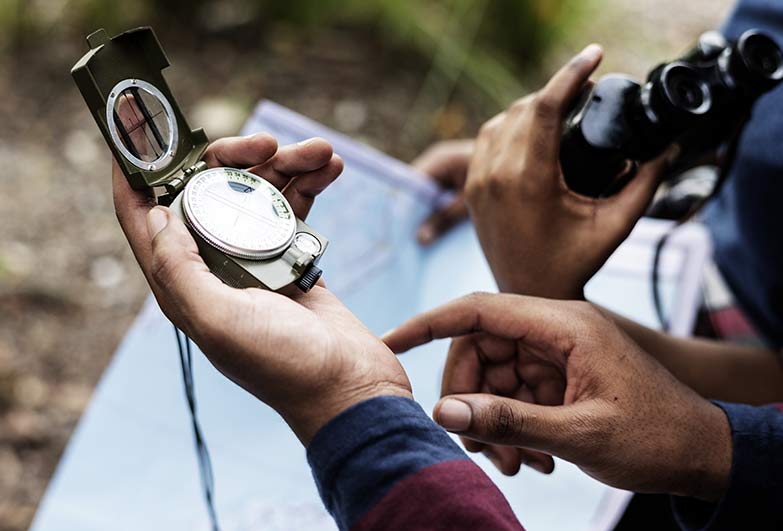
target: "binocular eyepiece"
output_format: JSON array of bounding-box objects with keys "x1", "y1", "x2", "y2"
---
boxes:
[
  {"x1": 729, "y1": 30, "x2": 783, "y2": 89},
  {"x1": 560, "y1": 29, "x2": 783, "y2": 197}
]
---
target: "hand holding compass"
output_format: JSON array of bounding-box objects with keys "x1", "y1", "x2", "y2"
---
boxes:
[
  {"x1": 72, "y1": 26, "x2": 413, "y2": 443},
  {"x1": 112, "y1": 134, "x2": 412, "y2": 444},
  {"x1": 73, "y1": 27, "x2": 331, "y2": 293}
]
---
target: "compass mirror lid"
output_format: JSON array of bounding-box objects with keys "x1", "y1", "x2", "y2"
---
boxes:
[{"x1": 71, "y1": 27, "x2": 208, "y2": 191}]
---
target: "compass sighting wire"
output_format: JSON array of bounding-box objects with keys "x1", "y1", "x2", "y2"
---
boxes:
[
  {"x1": 124, "y1": 91, "x2": 162, "y2": 159},
  {"x1": 117, "y1": 92, "x2": 164, "y2": 161},
  {"x1": 173, "y1": 326, "x2": 221, "y2": 531},
  {"x1": 112, "y1": 110, "x2": 142, "y2": 160},
  {"x1": 130, "y1": 86, "x2": 168, "y2": 152}
]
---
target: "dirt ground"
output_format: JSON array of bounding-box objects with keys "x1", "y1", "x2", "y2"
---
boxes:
[{"x1": 0, "y1": 1, "x2": 732, "y2": 529}]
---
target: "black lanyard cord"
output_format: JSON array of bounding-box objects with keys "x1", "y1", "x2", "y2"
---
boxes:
[{"x1": 173, "y1": 326, "x2": 221, "y2": 531}]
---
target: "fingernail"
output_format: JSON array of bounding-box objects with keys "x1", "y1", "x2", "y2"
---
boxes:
[
  {"x1": 297, "y1": 138, "x2": 317, "y2": 146},
  {"x1": 437, "y1": 399, "x2": 472, "y2": 432},
  {"x1": 380, "y1": 328, "x2": 396, "y2": 340},
  {"x1": 417, "y1": 224, "x2": 435, "y2": 244},
  {"x1": 579, "y1": 43, "x2": 603, "y2": 62},
  {"x1": 530, "y1": 461, "x2": 549, "y2": 474},
  {"x1": 147, "y1": 207, "x2": 168, "y2": 239}
]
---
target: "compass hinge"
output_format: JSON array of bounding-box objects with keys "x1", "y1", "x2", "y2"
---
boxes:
[{"x1": 165, "y1": 161, "x2": 208, "y2": 196}]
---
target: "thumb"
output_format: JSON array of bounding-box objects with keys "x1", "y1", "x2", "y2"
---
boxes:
[
  {"x1": 434, "y1": 395, "x2": 588, "y2": 458},
  {"x1": 145, "y1": 206, "x2": 230, "y2": 329}
]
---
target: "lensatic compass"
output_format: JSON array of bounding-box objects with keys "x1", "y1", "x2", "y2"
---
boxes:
[{"x1": 72, "y1": 27, "x2": 327, "y2": 293}]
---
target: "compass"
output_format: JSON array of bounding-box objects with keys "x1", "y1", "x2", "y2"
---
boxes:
[
  {"x1": 72, "y1": 27, "x2": 328, "y2": 292},
  {"x1": 183, "y1": 168, "x2": 297, "y2": 260}
]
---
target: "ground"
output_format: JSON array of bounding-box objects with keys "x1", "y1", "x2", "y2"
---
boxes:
[{"x1": 0, "y1": 1, "x2": 731, "y2": 529}]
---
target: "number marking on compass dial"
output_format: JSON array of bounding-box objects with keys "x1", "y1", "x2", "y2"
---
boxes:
[{"x1": 183, "y1": 167, "x2": 297, "y2": 260}]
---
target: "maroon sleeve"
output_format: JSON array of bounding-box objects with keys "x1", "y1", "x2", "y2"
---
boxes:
[{"x1": 353, "y1": 460, "x2": 523, "y2": 531}]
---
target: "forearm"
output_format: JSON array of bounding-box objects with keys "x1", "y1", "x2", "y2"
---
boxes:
[
  {"x1": 307, "y1": 396, "x2": 524, "y2": 530},
  {"x1": 603, "y1": 308, "x2": 783, "y2": 405}
]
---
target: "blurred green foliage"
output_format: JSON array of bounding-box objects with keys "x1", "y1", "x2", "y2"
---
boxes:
[
  {"x1": 1, "y1": 0, "x2": 583, "y2": 106},
  {"x1": 252, "y1": 0, "x2": 584, "y2": 104}
]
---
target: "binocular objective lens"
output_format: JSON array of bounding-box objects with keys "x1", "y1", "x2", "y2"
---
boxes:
[{"x1": 743, "y1": 35, "x2": 783, "y2": 79}]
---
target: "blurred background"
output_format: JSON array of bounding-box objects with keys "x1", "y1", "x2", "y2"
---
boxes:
[{"x1": 0, "y1": 0, "x2": 732, "y2": 529}]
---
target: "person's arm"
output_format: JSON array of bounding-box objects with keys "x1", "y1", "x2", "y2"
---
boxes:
[
  {"x1": 672, "y1": 401, "x2": 783, "y2": 531},
  {"x1": 606, "y1": 309, "x2": 783, "y2": 405},
  {"x1": 308, "y1": 396, "x2": 524, "y2": 531}
]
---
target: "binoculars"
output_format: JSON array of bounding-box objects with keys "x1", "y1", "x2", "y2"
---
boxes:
[{"x1": 560, "y1": 29, "x2": 783, "y2": 197}]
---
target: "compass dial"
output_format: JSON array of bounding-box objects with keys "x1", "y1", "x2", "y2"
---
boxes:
[{"x1": 183, "y1": 168, "x2": 296, "y2": 260}]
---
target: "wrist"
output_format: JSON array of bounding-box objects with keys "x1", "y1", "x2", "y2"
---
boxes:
[
  {"x1": 496, "y1": 274, "x2": 585, "y2": 300},
  {"x1": 284, "y1": 381, "x2": 413, "y2": 446},
  {"x1": 677, "y1": 400, "x2": 732, "y2": 501}
]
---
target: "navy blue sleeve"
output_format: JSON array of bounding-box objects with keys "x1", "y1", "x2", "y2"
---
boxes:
[
  {"x1": 672, "y1": 401, "x2": 783, "y2": 530},
  {"x1": 306, "y1": 395, "x2": 524, "y2": 531},
  {"x1": 702, "y1": 0, "x2": 783, "y2": 347}
]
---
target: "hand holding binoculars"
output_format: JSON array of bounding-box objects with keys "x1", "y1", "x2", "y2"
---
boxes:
[{"x1": 560, "y1": 30, "x2": 783, "y2": 197}]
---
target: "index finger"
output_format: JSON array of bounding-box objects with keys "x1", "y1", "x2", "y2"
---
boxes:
[
  {"x1": 382, "y1": 293, "x2": 577, "y2": 355},
  {"x1": 537, "y1": 44, "x2": 603, "y2": 119},
  {"x1": 517, "y1": 44, "x2": 603, "y2": 166},
  {"x1": 203, "y1": 133, "x2": 279, "y2": 168}
]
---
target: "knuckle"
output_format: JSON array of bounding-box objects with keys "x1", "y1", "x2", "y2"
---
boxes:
[
  {"x1": 478, "y1": 120, "x2": 496, "y2": 138},
  {"x1": 463, "y1": 177, "x2": 480, "y2": 203},
  {"x1": 573, "y1": 405, "x2": 614, "y2": 444},
  {"x1": 462, "y1": 291, "x2": 492, "y2": 315},
  {"x1": 486, "y1": 401, "x2": 525, "y2": 442},
  {"x1": 533, "y1": 94, "x2": 559, "y2": 120},
  {"x1": 557, "y1": 412, "x2": 599, "y2": 457},
  {"x1": 464, "y1": 291, "x2": 491, "y2": 306},
  {"x1": 485, "y1": 161, "x2": 506, "y2": 182},
  {"x1": 464, "y1": 169, "x2": 498, "y2": 201},
  {"x1": 485, "y1": 168, "x2": 512, "y2": 198},
  {"x1": 508, "y1": 98, "x2": 528, "y2": 114},
  {"x1": 255, "y1": 132, "x2": 278, "y2": 148},
  {"x1": 150, "y1": 247, "x2": 178, "y2": 288},
  {"x1": 478, "y1": 113, "x2": 505, "y2": 139}
]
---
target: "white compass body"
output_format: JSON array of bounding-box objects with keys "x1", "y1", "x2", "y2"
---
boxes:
[{"x1": 182, "y1": 167, "x2": 296, "y2": 260}]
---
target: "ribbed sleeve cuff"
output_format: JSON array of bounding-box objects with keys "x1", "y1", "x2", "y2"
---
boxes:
[
  {"x1": 672, "y1": 401, "x2": 783, "y2": 530},
  {"x1": 306, "y1": 395, "x2": 467, "y2": 530}
]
